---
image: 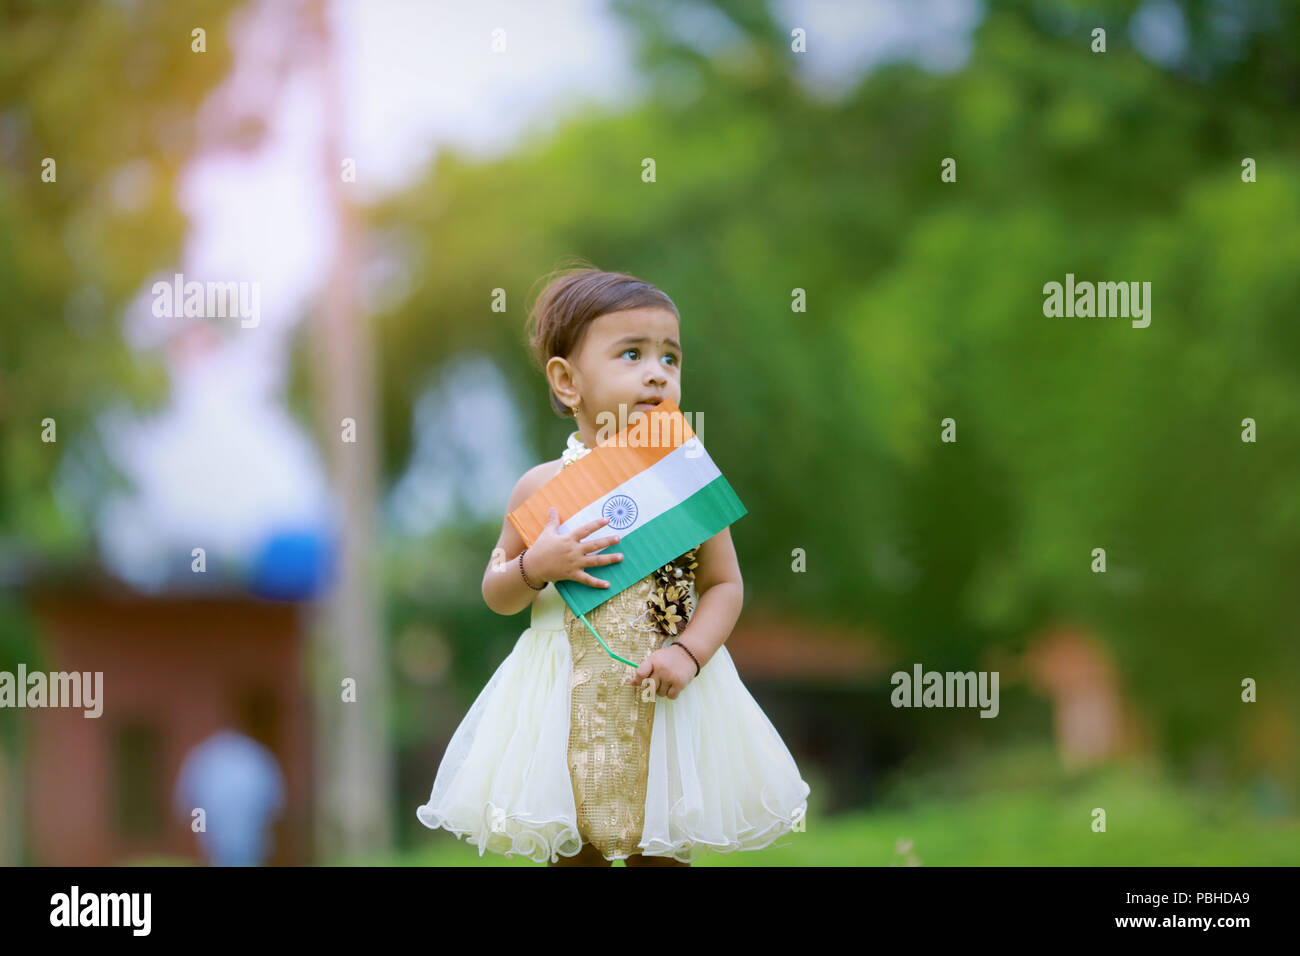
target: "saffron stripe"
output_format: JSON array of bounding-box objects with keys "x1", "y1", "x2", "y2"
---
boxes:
[{"x1": 508, "y1": 399, "x2": 695, "y2": 543}]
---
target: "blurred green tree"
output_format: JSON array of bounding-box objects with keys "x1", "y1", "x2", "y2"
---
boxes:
[{"x1": 0, "y1": 0, "x2": 238, "y2": 557}]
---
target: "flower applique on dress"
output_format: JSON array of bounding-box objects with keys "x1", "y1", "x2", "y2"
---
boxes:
[
  {"x1": 560, "y1": 428, "x2": 592, "y2": 469},
  {"x1": 647, "y1": 547, "x2": 699, "y2": 639}
]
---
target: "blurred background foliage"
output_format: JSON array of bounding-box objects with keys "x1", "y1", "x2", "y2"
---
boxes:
[
  {"x1": 1, "y1": 0, "x2": 238, "y2": 557},
  {"x1": 0, "y1": 0, "x2": 241, "y2": 744}
]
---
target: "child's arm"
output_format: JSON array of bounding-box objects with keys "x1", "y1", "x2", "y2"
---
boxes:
[
  {"x1": 482, "y1": 463, "x2": 560, "y2": 616},
  {"x1": 675, "y1": 527, "x2": 744, "y2": 668},
  {"x1": 481, "y1": 461, "x2": 625, "y2": 616},
  {"x1": 628, "y1": 527, "x2": 743, "y2": 697}
]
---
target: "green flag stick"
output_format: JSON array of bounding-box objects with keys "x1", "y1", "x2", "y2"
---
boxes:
[
  {"x1": 575, "y1": 608, "x2": 637, "y2": 668},
  {"x1": 557, "y1": 586, "x2": 638, "y2": 668},
  {"x1": 576, "y1": 605, "x2": 657, "y2": 699}
]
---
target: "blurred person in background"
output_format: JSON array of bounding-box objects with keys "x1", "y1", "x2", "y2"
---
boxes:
[{"x1": 173, "y1": 692, "x2": 286, "y2": 867}]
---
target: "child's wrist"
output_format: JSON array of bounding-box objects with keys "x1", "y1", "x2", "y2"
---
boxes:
[
  {"x1": 519, "y1": 547, "x2": 548, "y2": 590},
  {"x1": 671, "y1": 639, "x2": 701, "y2": 676}
]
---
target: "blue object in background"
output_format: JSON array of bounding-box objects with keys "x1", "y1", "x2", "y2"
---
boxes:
[
  {"x1": 173, "y1": 730, "x2": 286, "y2": 866},
  {"x1": 247, "y1": 527, "x2": 334, "y2": 601}
]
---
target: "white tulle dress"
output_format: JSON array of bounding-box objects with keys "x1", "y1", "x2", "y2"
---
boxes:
[{"x1": 416, "y1": 432, "x2": 810, "y2": 864}]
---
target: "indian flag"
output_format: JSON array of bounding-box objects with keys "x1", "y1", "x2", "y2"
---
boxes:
[{"x1": 508, "y1": 398, "x2": 746, "y2": 617}]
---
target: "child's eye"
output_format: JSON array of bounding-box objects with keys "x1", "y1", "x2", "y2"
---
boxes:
[
  {"x1": 663, "y1": 353, "x2": 678, "y2": 366},
  {"x1": 622, "y1": 348, "x2": 638, "y2": 360}
]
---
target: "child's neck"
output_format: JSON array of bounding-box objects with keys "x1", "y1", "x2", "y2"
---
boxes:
[{"x1": 574, "y1": 417, "x2": 599, "y2": 452}]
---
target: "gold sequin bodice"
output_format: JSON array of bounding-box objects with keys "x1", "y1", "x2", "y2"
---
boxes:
[
  {"x1": 562, "y1": 575, "x2": 665, "y2": 858},
  {"x1": 556, "y1": 429, "x2": 699, "y2": 858}
]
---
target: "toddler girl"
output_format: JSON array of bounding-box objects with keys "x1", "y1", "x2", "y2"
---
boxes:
[{"x1": 416, "y1": 264, "x2": 809, "y2": 865}]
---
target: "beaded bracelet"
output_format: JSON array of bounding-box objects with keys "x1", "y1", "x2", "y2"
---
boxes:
[
  {"x1": 671, "y1": 640, "x2": 701, "y2": 676},
  {"x1": 519, "y1": 547, "x2": 544, "y2": 591}
]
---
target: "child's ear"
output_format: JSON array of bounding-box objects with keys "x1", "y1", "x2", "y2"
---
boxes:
[{"x1": 546, "y1": 356, "x2": 580, "y2": 409}]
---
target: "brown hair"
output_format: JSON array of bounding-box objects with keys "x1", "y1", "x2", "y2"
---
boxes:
[{"x1": 525, "y1": 259, "x2": 680, "y2": 418}]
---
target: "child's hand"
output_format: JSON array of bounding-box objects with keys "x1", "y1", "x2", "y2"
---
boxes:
[
  {"x1": 522, "y1": 507, "x2": 624, "y2": 589},
  {"x1": 627, "y1": 645, "x2": 696, "y2": 700}
]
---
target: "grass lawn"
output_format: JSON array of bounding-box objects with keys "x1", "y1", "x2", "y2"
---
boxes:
[{"x1": 347, "y1": 743, "x2": 1300, "y2": 866}]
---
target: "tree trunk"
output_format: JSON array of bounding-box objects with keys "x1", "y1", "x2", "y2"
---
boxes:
[{"x1": 305, "y1": 0, "x2": 393, "y2": 862}]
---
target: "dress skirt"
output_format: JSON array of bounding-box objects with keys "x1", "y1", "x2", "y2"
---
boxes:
[{"x1": 416, "y1": 579, "x2": 810, "y2": 864}]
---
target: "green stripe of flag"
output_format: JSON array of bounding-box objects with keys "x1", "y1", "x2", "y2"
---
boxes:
[{"x1": 556, "y1": 473, "x2": 746, "y2": 617}]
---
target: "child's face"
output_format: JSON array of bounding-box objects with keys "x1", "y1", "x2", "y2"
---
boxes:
[{"x1": 555, "y1": 306, "x2": 682, "y2": 428}]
